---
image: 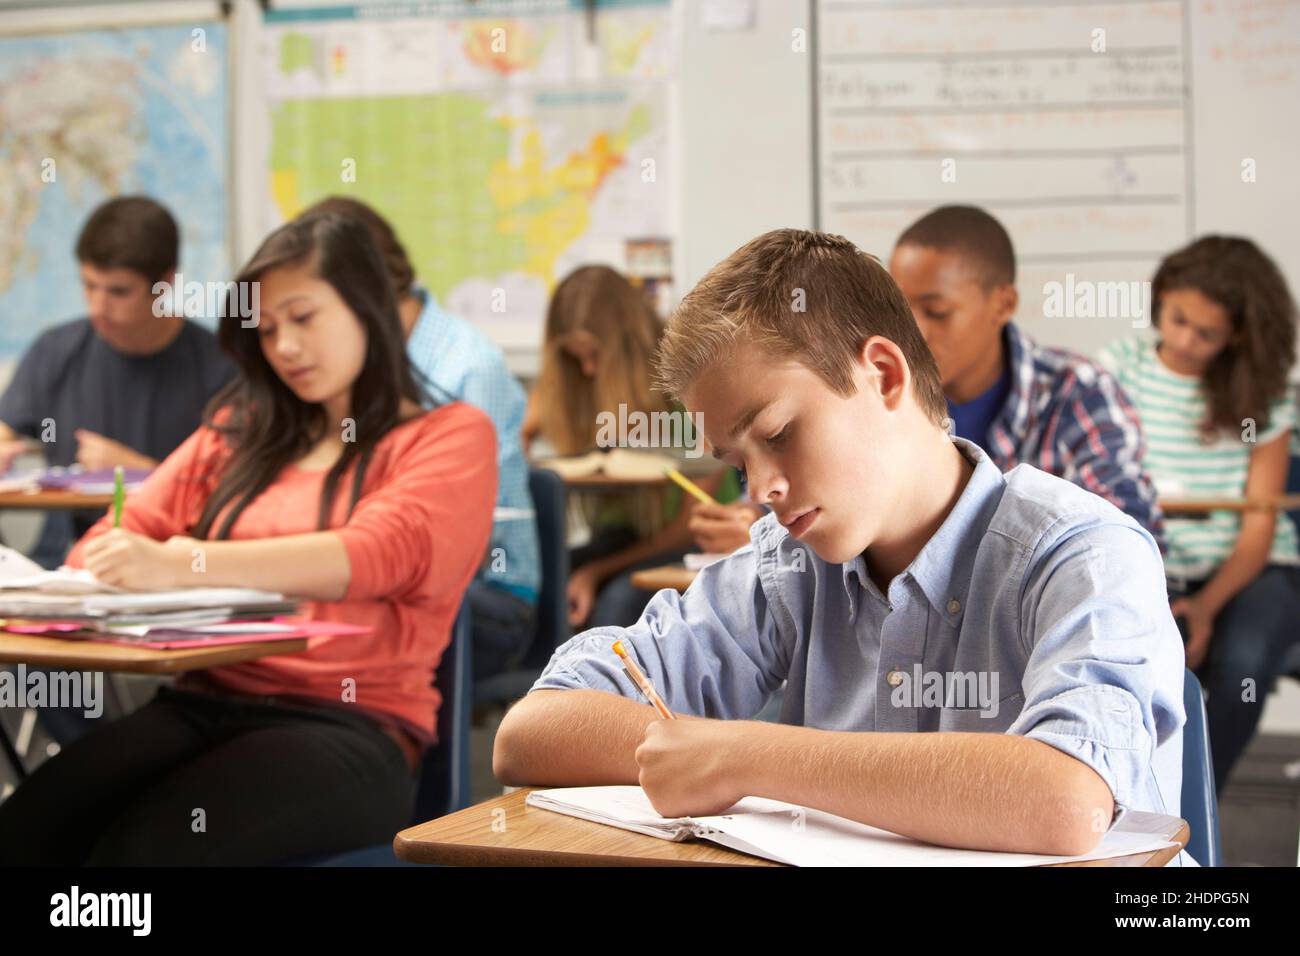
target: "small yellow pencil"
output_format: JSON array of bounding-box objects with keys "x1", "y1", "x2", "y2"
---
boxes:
[
  {"x1": 612, "y1": 641, "x2": 675, "y2": 720},
  {"x1": 664, "y1": 467, "x2": 715, "y2": 505}
]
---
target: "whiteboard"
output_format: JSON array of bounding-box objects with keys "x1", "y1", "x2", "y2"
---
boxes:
[{"x1": 814, "y1": 0, "x2": 1300, "y2": 362}]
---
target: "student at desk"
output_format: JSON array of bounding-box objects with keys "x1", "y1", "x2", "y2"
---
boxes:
[
  {"x1": 1098, "y1": 236, "x2": 1300, "y2": 793},
  {"x1": 523, "y1": 265, "x2": 742, "y2": 628},
  {"x1": 692, "y1": 206, "x2": 1169, "y2": 557},
  {"x1": 0, "y1": 213, "x2": 496, "y2": 865},
  {"x1": 494, "y1": 229, "x2": 1190, "y2": 862},
  {"x1": 0, "y1": 196, "x2": 233, "y2": 567},
  {"x1": 301, "y1": 196, "x2": 540, "y2": 682},
  {"x1": 888, "y1": 205, "x2": 1164, "y2": 546}
]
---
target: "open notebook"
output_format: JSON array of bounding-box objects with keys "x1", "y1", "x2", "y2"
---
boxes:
[{"x1": 526, "y1": 786, "x2": 1184, "y2": 867}]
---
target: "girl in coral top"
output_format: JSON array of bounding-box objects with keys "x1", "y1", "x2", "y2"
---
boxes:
[{"x1": 0, "y1": 212, "x2": 496, "y2": 865}]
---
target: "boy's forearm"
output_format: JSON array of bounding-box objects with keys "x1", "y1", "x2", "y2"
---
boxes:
[
  {"x1": 730, "y1": 723, "x2": 1115, "y2": 856},
  {"x1": 493, "y1": 689, "x2": 661, "y2": 787},
  {"x1": 494, "y1": 692, "x2": 1115, "y2": 855}
]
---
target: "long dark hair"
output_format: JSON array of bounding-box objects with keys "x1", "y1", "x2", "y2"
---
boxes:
[
  {"x1": 1152, "y1": 236, "x2": 1297, "y2": 436},
  {"x1": 194, "y1": 212, "x2": 426, "y2": 539}
]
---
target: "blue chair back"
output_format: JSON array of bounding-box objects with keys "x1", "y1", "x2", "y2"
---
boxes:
[
  {"x1": 474, "y1": 468, "x2": 570, "y2": 704},
  {"x1": 523, "y1": 467, "x2": 570, "y2": 670},
  {"x1": 1181, "y1": 668, "x2": 1221, "y2": 866},
  {"x1": 414, "y1": 602, "x2": 473, "y2": 821},
  {"x1": 1287, "y1": 450, "x2": 1300, "y2": 539}
]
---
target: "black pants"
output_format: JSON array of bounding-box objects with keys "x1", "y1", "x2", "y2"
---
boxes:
[{"x1": 0, "y1": 686, "x2": 416, "y2": 866}]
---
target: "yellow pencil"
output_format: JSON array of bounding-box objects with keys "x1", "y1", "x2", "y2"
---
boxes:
[
  {"x1": 664, "y1": 467, "x2": 715, "y2": 505},
  {"x1": 612, "y1": 641, "x2": 676, "y2": 720}
]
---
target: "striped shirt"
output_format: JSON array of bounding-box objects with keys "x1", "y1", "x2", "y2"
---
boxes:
[{"x1": 1097, "y1": 336, "x2": 1299, "y2": 580}]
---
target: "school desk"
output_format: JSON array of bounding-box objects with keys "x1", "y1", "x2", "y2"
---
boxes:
[
  {"x1": 0, "y1": 632, "x2": 307, "y2": 781},
  {"x1": 0, "y1": 632, "x2": 307, "y2": 674},
  {"x1": 629, "y1": 564, "x2": 697, "y2": 592},
  {"x1": 559, "y1": 473, "x2": 669, "y2": 491},
  {"x1": 392, "y1": 787, "x2": 1190, "y2": 867},
  {"x1": 1160, "y1": 494, "x2": 1300, "y2": 516},
  {"x1": 0, "y1": 490, "x2": 115, "y2": 510}
]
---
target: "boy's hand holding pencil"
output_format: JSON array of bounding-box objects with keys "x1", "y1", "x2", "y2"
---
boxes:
[{"x1": 612, "y1": 638, "x2": 751, "y2": 818}]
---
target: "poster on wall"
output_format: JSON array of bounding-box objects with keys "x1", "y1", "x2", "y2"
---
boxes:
[
  {"x1": 260, "y1": 0, "x2": 679, "y2": 351},
  {"x1": 0, "y1": 21, "x2": 229, "y2": 358}
]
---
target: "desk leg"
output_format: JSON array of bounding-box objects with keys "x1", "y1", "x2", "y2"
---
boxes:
[{"x1": 0, "y1": 717, "x2": 27, "y2": 781}]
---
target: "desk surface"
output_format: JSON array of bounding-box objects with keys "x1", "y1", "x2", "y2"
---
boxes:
[
  {"x1": 630, "y1": 564, "x2": 698, "y2": 592},
  {"x1": 0, "y1": 632, "x2": 307, "y2": 673},
  {"x1": 559, "y1": 473, "x2": 669, "y2": 490},
  {"x1": 1160, "y1": 493, "x2": 1300, "y2": 514},
  {"x1": 394, "y1": 788, "x2": 1189, "y2": 867},
  {"x1": 0, "y1": 490, "x2": 116, "y2": 510}
]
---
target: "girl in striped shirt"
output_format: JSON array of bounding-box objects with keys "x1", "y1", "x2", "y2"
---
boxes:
[{"x1": 1099, "y1": 236, "x2": 1299, "y2": 793}]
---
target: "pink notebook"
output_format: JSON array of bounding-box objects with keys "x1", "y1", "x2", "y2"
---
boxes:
[{"x1": 4, "y1": 617, "x2": 369, "y2": 650}]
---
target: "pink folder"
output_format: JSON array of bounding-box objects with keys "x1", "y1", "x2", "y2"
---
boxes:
[{"x1": 3, "y1": 617, "x2": 369, "y2": 650}]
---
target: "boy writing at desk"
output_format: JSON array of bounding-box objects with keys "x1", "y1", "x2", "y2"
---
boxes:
[{"x1": 494, "y1": 229, "x2": 1188, "y2": 860}]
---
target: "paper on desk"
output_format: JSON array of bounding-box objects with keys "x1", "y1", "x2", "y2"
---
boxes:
[
  {"x1": 0, "y1": 546, "x2": 123, "y2": 594},
  {"x1": 683, "y1": 552, "x2": 729, "y2": 571},
  {"x1": 96, "y1": 618, "x2": 369, "y2": 649},
  {"x1": 527, "y1": 786, "x2": 1180, "y2": 867},
  {"x1": 109, "y1": 621, "x2": 300, "y2": 638},
  {"x1": 77, "y1": 588, "x2": 285, "y2": 612}
]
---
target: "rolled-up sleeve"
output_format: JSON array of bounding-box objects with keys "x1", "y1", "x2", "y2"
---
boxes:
[
  {"x1": 530, "y1": 545, "x2": 788, "y2": 719},
  {"x1": 1008, "y1": 521, "x2": 1186, "y2": 816}
]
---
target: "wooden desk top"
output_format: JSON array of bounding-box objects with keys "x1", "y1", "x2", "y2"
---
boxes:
[
  {"x1": 630, "y1": 564, "x2": 698, "y2": 592},
  {"x1": 1160, "y1": 493, "x2": 1300, "y2": 515},
  {"x1": 396, "y1": 787, "x2": 779, "y2": 866},
  {"x1": 559, "y1": 473, "x2": 668, "y2": 490},
  {"x1": 0, "y1": 632, "x2": 307, "y2": 674},
  {"x1": 0, "y1": 490, "x2": 116, "y2": 510},
  {"x1": 394, "y1": 788, "x2": 1189, "y2": 867}
]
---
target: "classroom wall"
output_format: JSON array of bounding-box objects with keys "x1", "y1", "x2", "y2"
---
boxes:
[
  {"x1": 2, "y1": 0, "x2": 1298, "y2": 732},
  {"x1": 679, "y1": 0, "x2": 812, "y2": 292},
  {"x1": 230, "y1": 0, "x2": 815, "y2": 377}
]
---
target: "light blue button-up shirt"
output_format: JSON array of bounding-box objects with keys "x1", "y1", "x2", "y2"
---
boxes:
[
  {"x1": 533, "y1": 437, "x2": 1189, "y2": 861},
  {"x1": 407, "y1": 290, "x2": 540, "y2": 602}
]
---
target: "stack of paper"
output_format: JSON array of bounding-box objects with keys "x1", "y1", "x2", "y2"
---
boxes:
[
  {"x1": 0, "y1": 589, "x2": 298, "y2": 628},
  {"x1": 0, "y1": 466, "x2": 150, "y2": 496},
  {"x1": 0, "y1": 544, "x2": 296, "y2": 628},
  {"x1": 3, "y1": 617, "x2": 366, "y2": 649}
]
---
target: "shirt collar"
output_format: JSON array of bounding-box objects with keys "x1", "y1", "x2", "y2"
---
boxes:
[
  {"x1": 991, "y1": 323, "x2": 1036, "y2": 445},
  {"x1": 840, "y1": 437, "x2": 1005, "y2": 626},
  {"x1": 408, "y1": 286, "x2": 447, "y2": 342}
]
